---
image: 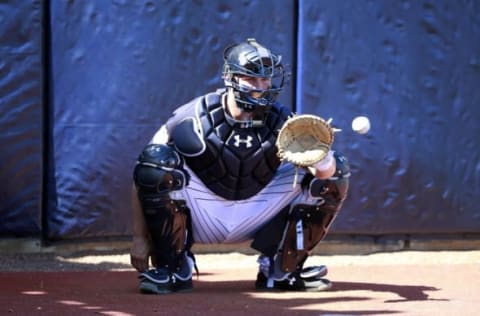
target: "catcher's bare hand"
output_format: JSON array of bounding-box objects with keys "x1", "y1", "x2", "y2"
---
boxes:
[{"x1": 130, "y1": 235, "x2": 152, "y2": 272}]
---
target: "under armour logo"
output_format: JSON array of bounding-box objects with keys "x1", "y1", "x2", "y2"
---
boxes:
[{"x1": 233, "y1": 135, "x2": 253, "y2": 148}]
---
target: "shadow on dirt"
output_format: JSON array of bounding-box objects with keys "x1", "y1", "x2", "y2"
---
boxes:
[{"x1": 0, "y1": 253, "x2": 450, "y2": 316}]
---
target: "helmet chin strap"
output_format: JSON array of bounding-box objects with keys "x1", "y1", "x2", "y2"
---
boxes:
[
  {"x1": 224, "y1": 115, "x2": 265, "y2": 128},
  {"x1": 232, "y1": 106, "x2": 269, "y2": 128}
]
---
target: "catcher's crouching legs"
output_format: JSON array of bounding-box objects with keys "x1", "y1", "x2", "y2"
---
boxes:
[
  {"x1": 252, "y1": 151, "x2": 350, "y2": 291},
  {"x1": 133, "y1": 144, "x2": 195, "y2": 294}
]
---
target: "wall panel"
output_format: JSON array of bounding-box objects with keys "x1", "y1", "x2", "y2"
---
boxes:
[
  {"x1": 297, "y1": 0, "x2": 480, "y2": 234},
  {"x1": 47, "y1": 0, "x2": 295, "y2": 239},
  {"x1": 0, "y1": 0, "x2": 44, "y2": 237}
]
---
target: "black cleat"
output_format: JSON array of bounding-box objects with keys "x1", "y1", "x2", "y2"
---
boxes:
[
  {"x1": 255, "y1": 265, "x2": 331, "y2": 292},
  {"x1": 138, "y1": 255, "x2": 194, "y2": 294}
]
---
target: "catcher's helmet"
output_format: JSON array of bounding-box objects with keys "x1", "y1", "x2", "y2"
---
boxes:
[{"x1": 222, "y1": 38, "x2": 287, "y2": 111}]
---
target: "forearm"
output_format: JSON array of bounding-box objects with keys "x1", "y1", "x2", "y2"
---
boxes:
[
  {"x1": 130, "y1": 184, "x2": 152, "y2": 271},
  {"x1": 309, "y1": 150, "x2": 336, "y2": 179}
]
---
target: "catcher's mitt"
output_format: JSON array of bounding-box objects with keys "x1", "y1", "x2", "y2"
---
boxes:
[{"x1": 276, "y1": 114, "x2": 335, "y2": 167}]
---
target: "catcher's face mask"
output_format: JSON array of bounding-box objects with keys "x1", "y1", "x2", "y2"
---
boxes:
[{"x1": 222, "y1": 38, "x2": 288, "y2": 111}]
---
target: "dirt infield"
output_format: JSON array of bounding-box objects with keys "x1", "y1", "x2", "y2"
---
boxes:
[{"x1": 0, "y1": 251, "x2": 479, "y2": 315}]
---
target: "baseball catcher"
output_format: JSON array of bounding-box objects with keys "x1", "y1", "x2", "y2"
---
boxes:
[{"x1": 130, "y1": 38, "x2": 350, "y2": 294}]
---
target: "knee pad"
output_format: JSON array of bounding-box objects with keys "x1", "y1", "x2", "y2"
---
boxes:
[
  {"x1": 307, "y1": 151, "x2": 350, "y2": 208},
  {"x1": 134, "y1": 144, "x2": 190, "y2": 211}
]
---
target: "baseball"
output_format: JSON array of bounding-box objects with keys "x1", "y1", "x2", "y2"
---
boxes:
[{"x1": 352, "y1": 116, "x2": 371, "y2": 134}]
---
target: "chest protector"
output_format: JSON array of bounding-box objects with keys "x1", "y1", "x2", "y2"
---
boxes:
[{"x1": 167, "y1": 90, "x2": 291, "y2": 200}]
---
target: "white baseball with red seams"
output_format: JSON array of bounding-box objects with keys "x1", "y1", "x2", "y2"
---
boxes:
[{"x1": 351, "y1": 116, "x2": 371, "y2": 134}]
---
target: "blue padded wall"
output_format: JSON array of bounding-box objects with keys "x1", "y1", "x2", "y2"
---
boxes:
[
  {"x1": 46, "y1": 0, "x2": 295, "y2": 239},
  {"x1": 297, "y1": 0, "x2": 480, "y2": 234},
  {"x1": 1, "y1": 0, "x2": 478, "y2": 240},
  {"x1": 0, "y1": 1, "x2": 44, "y2": 237}
]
